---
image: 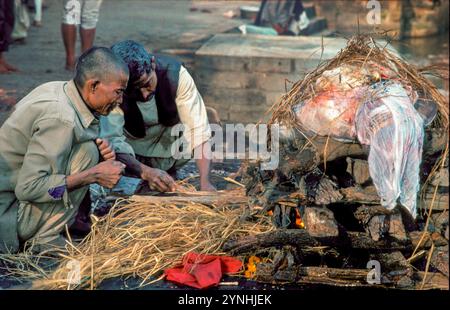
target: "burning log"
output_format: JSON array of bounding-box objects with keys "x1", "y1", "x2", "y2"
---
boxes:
[
  {"x1": 223, "y1": 228, "x2": 446, "y2": 256},
  {"x1": 255, "y1": 263, "x2": 448, "y2": 289},
  {"x1": 345, "y1": 232, "x2": 409, "y2": 250},
  {"x1": 222, "y1": 229, "x2": 319, "y2": 255},
  {"x1": 313, "y1": 177, "x2": 343, "y2": 205},
  {"x1": 354, "y1": 205, "x2": 409, "y2": 241},
  {"x1": 255, "y1": 263, "x2": 374, "y2": 287},
  {"x1": 339, "y1": 186, "x2": 380, "y2": 204},
  {"x1": 370, "y1": 251, "x2": 413, "y2": 286},
  {"x1": 409, "y1": 231, "x2": 447, "y2": 249}
]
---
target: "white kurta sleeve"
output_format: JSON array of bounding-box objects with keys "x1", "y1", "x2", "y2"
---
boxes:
[{"x1": 175, "y1": 66, "x2": 212, "y2": 151}]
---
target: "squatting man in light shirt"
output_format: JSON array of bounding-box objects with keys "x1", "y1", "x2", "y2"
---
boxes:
[{"x1": 0, "y1": 47, "x2": 128, "y2": 253}]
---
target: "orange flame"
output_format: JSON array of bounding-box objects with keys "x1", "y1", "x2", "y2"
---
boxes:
[
  {"x1": 295, "y1": 208, "x2": 305, "y2": 229},
  {"x1": 244, "y1": 256, "x2": 262, "y2": 279}
]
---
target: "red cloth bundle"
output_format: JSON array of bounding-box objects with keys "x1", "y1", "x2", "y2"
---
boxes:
[{"x1": 164, "y1": 252, "x2": 242, "y2": 289}]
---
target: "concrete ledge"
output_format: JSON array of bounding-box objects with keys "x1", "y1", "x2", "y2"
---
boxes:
[{"x1": 195, "y1": 34, "x2": 349, "y2": 60}]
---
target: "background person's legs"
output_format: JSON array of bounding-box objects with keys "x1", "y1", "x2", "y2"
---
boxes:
[
  {"x1": 33, "y1": 0, "x2": 42, "y2": 26},
  {"x1": 61, "y1": 23, "x2": 77, "y2": 70},
  {"x1": 61, "y1": 0, "x2": 81, "y2": 70},
  {"x1": 17, "y1": 141, "x2": 99, "y2": 249},
  {"x1": 11, "y1": 0, "x2": 30, "y2": 42},
  {"x1": 80, "y1": 27, "x2": 95, "y2": 53},
  {"x1": 79, "y1": 0, "x2": 102, "y2": 53},
  {"x1": 0, "y1": 0, "x2": 17, "y2": 73}
]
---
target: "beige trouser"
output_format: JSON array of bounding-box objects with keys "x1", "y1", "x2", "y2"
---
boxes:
[
  {"x1": 62, "y1": 0, "x2": 103, "y2": 29},
  {"x1": 11, "y1": 0, "x2": 30, "y2": 40},
  {"x1": 17, "y1": 141, "x2": 99, "y2": 245}
]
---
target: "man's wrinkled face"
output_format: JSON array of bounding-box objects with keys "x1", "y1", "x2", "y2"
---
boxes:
[
  {"x1": 87, "y1": 73, "x2": 128, "y2": 116},
  {"x1": 129, "y1": 70, "x2": 158, "y2": 102}
]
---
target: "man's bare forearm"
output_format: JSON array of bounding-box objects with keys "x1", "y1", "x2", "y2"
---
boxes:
[
  {"x1": 67, "y1": 161, "x2": 125, "y2": 191},
  {"x1": 195, "y1": 141, "x2": 212, "y2": 184},
  {"x1": 66, "y1": 168, "x2": 96, "y2": 191},
  {"x1": 196, "y1": 157, "x2": 211, "y2": 183}
]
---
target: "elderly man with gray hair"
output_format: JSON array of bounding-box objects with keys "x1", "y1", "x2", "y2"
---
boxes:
[{"x1": 0, "y1": 47, "x2": 128, "y2": 254}]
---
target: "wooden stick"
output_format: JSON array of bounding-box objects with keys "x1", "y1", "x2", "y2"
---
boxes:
[{"x1": 129, "y1": 189, "x2": 248, "y2": 206}]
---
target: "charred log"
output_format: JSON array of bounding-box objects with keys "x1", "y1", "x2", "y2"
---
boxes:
[
  {"x1": 224, "y1": 228, "x2": 446, "y2": 256},
  {"x1": 222, "y1": 229, "x2": 319, "y2": 255}
]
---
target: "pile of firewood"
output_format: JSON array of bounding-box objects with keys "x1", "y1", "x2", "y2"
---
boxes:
[
  {"x1": 225, "y1": 123, "x2": 449, "y2": 289},
  {"x1": 220, "y1": 34, "x2": 450, "y2": 290}
]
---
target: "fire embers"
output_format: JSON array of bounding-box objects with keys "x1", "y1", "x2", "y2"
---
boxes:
[
  {"x1": 268, "y1": 206, "x2": 305, "y2": 229},
  {"x1": 244, "y1": 256, "x2": 263, "y2": 279}
]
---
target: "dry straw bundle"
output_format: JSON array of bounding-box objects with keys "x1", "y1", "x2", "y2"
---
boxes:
[{"x1": 25, "y1": 189, "x2": 272, "y2": 290}]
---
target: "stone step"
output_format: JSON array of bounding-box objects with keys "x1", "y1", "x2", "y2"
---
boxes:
[
  {"x1": 315, "y1": 29, "x2": 338, "y2": 38},
  {"x1": 156, "y1": 48, "x2": 196, "y2": 69}
]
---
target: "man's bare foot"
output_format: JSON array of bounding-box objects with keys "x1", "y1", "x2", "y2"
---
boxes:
[
  {"x1": 0, "y1": 59, "x2": 18, "y2": 73},
  {"x1": 4, "y1": 62, "x2": 19, "y2": 72},
  {"x1": 13, "y1": 38, "x2": 26, "y2": 45},
  {"x1": 65, "y1": 58, "x2": 76, "y2": 71},
  {"x1": 65, "y1": 64, "x2": 75, "y2": 71}
]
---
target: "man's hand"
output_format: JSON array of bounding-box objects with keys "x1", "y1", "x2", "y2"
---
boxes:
[
  {"x1": 142, "y1": 167, "x2": 176, "y2": 192},
  {"x1": 90, "y1": 160, "x2": 125, "y2": 188},
  {"x1": 200, "y1": 179, "x2": 217, "y2": 192},
  {"x1": 96, "y1": 138, "x2": 116, "y2": 161}
]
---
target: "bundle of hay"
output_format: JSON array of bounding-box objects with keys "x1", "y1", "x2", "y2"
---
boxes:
[{"x1": 23, "y1": 189, "x2": 272, "y2": 290}]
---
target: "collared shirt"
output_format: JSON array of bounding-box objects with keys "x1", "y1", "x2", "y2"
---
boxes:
[
  {"x1": 100, "y1": 66, "x2": 212, "y2": 159},
  {"x1": 0, "y1": 80, "x2": 99, "y2": 252}
]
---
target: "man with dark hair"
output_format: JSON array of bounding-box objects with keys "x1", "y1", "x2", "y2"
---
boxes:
[
  {"x1": 100, "y1": 40, "x2": 215, "y2": 192},
  {"x1": 0, "y1": 0, "x2": 18, "y2": 73},
  {"x1": 0, "y1": 47, "x2": 128, "y2": 254}
]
